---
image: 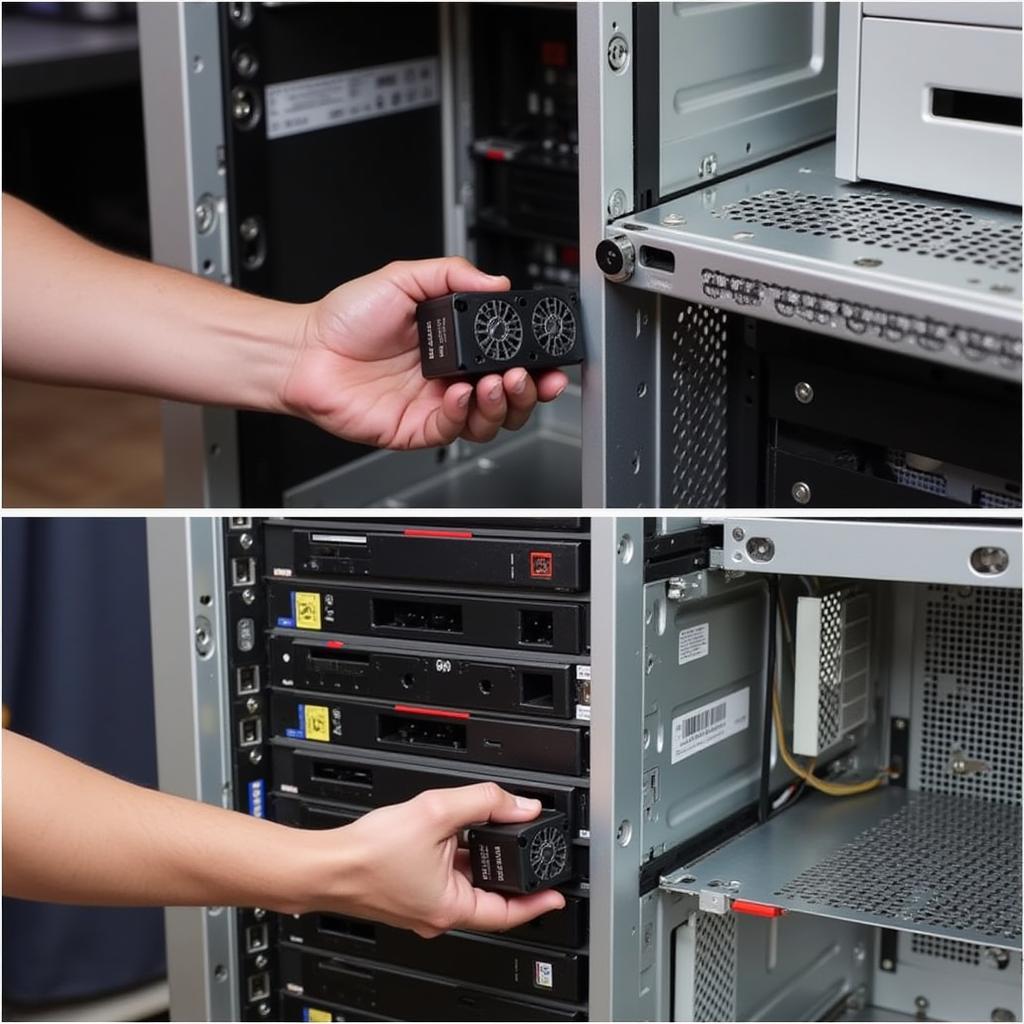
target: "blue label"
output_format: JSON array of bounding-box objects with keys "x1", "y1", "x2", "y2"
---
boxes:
[
  {"x1": 247, "y1": 779, "x2": 265, "y2": 818},
  {"x1": 277, "y1": 616, "x2": 296, "y2": 628}
]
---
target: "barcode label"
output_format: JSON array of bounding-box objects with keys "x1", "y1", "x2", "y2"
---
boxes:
[{"x1": 671, "y1": 687, "x2": 750, "y2": 764}]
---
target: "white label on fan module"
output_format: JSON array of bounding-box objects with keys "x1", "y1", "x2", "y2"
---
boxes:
[
  {"x1": 678, "y1": 622, "x2": 709, "y2": 665},
  {"x1": 266, "y1": 58, "x2": 440, "y2": 141},
  {"x1": 671, "y1": 688, "x2": 749, "y2": 764}
]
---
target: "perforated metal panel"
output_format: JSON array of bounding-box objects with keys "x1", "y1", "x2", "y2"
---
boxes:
[
  {"x1": 910, "y1": 585, "x2": 1023, "y2": 805},
  {"x1": 693, "y1": 910, "x2": 737, "y2": 1022},
  {"x1": 909, "y1": 934, "x2": 982, "y2": 966},
  {"x1": 773, "y1": 793, "x2": 1022, "y2": 942},
  {"x1": 664, "y1": 302, "x2": 729, "y2": 508},
  {"x1": 715, "y1": 190, "x2": 1022, "y2": 274}
]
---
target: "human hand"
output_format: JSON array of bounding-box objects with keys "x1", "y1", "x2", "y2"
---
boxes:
[
  {"x1": 309, "y1": 783, "x2": 566, "y2": 937},
  {"x1": 280, "y1": 258, "x2": 571, "y2": 449}
]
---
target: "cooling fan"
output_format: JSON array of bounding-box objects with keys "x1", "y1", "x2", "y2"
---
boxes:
[
  {"x1": 468, "y1": 810, "x2": 573, "y2": 893},
  {"x1": 474, "y1": 299, "x2": 524, "y2": 361},
  {"x1": 532, "y1": 295, "x2": 577, "y2": 356},
  {"x1": 416, "y1": 287, "x2": 583, "y2": 379}
]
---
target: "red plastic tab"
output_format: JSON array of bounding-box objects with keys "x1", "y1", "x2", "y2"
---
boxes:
[
  {"x1": 731, "y1": 899, "x2": 785, "y2": 918},
  {"x1": 393, "y1": 704, "x2": 470, "y2": 720},
  {"x1": 403, "y1": 528, "x2": 474, "y2": 540},
  {"x1": 484, "y1": 147, "x2": 509, "y2": 162},
  {"x1": 529, "y1": 551, "x2": 554, "y2": 579},
  {"x1": 325, "y1": 640, "x2": 344, "y2": 649}
]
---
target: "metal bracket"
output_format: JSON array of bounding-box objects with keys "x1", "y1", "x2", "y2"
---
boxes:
[{"x1": 665, "y1": 570, "x2": 708, "y2": 602}]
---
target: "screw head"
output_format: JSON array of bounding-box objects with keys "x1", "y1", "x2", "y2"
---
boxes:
[
  {"x1": 794, "y1": 381, "x2": 814, "y2": 404},
  {"x1": 746, "y1": 537, "x2": 775, "y2": 562},
  {"x1": 245, "y1": 697, "x2": 259, "y2": 714},
  {"x1": 194, "y1": 194, "x2": 216, "y2": 235},
  {"x1": 607, "y1": 33, "x2": 629, "y2": 72},
  {"x1": 232, "y1": 97, "x2": 252, "y2": 121},
  {"x1": 791, "y1": 481, "x2": 811, "y2": 505},
  {"x1": 881, "y1": 957, "x2": 895, "y2": 971},
  {"x1": 239, "y1": 217, "x2": 260, "y2": 242},
  {"x1": 596, "y1": 235, "x2": 635, "y2": 283},
  {"x1": 662, "y1": 212, "x2": 686, "y2": 226},
  {"x1": 915, "y1": 996, "x2": 929, "y2": 1010},
  {"x1": 248, "y1": 748, "x2": 262, "y2": 765},
  {"x1": 895, "y1": 718, "x2": 907, "y2": 731},
  {"x1": 732, "y1": 527, "x2": 745, "y2": 541},
  {"x1": 607, "y1": 188, "x2": 627, "y2": 218},
  {"x1": 242, "y1": 588, "x2": 256, "y2": 606},
  {"x1": 258, "y1": 1004, "x2": 272, "y2": 1018}
]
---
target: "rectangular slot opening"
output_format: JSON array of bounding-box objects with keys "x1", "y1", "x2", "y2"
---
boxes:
[
  {"x1": 247, "y1": 971, "x2": 270, "y2": 1002},
  {"x1": 378, "y1": 713, "x2": 467, "y2": 751},
  {"x1": 306, "y1": 649, "x2": 370, "y2": 678},
  {"x1": 372, "y1": 597, "x2": 463, "y2": 634},
  {"x1": 520, "y1": 609, "x2": 554, "y2": 646},
  {"x1": 318, "y1": 914, "x2": 376, "y2": 943},
  {"x1": 639, "y1": 245, "x2": 676, "y2": 273},
  {"x1": 932, "y1": 88, "x2": 1022, "y2": 128},
  {"x1": 238, "y1": 716, "x2": 262, "y2": 748},
  {"x1": 229, "y1": 517, "x2": 252, "y2": 530},
  {"x1": 231, "y1": 557, "x2": 256, "y2": 587},
  {"x1": 521, "y1": 670, "x2": 555, "y2": 708},
  {"x1": 311, "y1": 761, "x2": 373, "y2": 788},
  {"x1": 236, "y1": 665, "x2": 260, "y2": 696},
  {"x1": 245, "y1": 923, "x2": 269, "y2": 955}
]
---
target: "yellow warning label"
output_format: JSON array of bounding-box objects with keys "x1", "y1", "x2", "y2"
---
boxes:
[
  {"x1": 307, "y1": 1010, "x2": 332, "y2": 1022},
  {"x1": 304, "y1": 704, "x2": 330, "y2": 742},
  {"x1": 295, "y1": 591, "x2": 322, "y2": 630}
]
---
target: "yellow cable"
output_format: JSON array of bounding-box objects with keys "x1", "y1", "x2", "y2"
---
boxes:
[{"x1": 774, "y1": 591, "x2": 889, "y2": 798}]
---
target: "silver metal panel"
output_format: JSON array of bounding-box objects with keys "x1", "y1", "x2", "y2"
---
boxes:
[
  {"x1": 872, "y1": 931, "x2": 1023, "y2": 1022},
  {"x1": 863, "y1": 2, "x2": 1023, "y2": 29},
  {"x1": 834, "y1": 1, "x2": 863, "y2": 183},
  {"x1": 139, "y1": 2, "x2": 239, "y2": 507},
  {"x1": 675, "y1": 908, "x2": 873, "y2": 1022},
  {"x1": 857, "y1": 18, "x2": 1023, "y2": 206},
  {"x1": 659, "y1": 2, "x2": 839, "y2": 198},
  {"x1": 663, "y1": 788, "x2": 1022, "y2": 950},
  {"x1": 588, "y1": 517, "x2": 646, "y2": 1020},
  {"x1": 641, "y1": 573, "x2": 769, "y2": 860},
  {"x1": 283, "y1": 395, "x2": 581, "y2": 507},
  {"x1": 717, "y1": 518, "x2": 1023, "y2": 589},
  {"x1": 610, "y1": 143, "x2": 1022, "y2": 383},
  {"x1": 579, "y1": 3, "x2": 660, "y2": 508},
  {"x1": 147, "y1": 517, "x2": 238, "y2": 1022},
  {"x1": 908, "y1": 583, "x2": 1022, "y2": 805}
]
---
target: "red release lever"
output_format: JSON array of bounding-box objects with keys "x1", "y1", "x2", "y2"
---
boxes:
[
  {"x1": 403, "y1": 528, "x2": 474, "y2": 539},
  {"x1": 730, "y1": 899, "x2": 786, "y2": 918},
  {"x1": 393, "y1": 704, "x2": 470, "y2": 720}
]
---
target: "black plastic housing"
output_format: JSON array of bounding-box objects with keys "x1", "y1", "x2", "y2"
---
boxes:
[
  {"x1": 417, "y1": 288, "x2": 583, "y2": 378},
  {"x1": 469, "y1": 810, "x2": 573, "y2": 893}
]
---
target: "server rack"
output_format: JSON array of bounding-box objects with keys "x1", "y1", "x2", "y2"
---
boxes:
[
  {"x1": 140, "y1": 3, "x2": 1021, "y2": 510},
  {"x1": 149, "y1": 515, "x2": 1021, "y2": 1021}
]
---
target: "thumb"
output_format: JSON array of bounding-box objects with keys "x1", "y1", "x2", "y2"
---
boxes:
[
  {"x1": 385, "y1": 257, "x2": 510, "y2": 302},
  {"x1": 421, "y1": 782, "x2": 542, "y2": 837}
]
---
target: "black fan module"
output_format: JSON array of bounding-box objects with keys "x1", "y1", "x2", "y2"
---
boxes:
[
  {"x1": 416, "y1": 288, "x2": 583, "y2": 379},
  {"x1": 468, "y1": 810, "x2": 572, "y2": 893}
]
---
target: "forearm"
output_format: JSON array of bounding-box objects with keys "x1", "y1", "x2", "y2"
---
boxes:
[
  {"x1": 2, "y1": 730, "x2": 334, "y2": 912},
  {"x1": 1, "y1": 194, "x2": 303, "y2": 411}
]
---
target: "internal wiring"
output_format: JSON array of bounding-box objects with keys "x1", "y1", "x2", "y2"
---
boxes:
[{"x1": 773, "y1": 589, "x2": 892, "y2": 798}]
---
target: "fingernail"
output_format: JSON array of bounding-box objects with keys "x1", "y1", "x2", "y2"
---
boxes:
[
  {"x1": 515, "y1": 796, "x2": 542, "y2": 811},
  {"x1": 511, "y1": 370, "x2": 528, "y2": 394},
  {"x1": 458, "y1": 389, "x2": 471, "y2": 408},
  {"x1": 488, "y1": 382, "x2": 503, "y2": 401},
  {"x1": 553, "y1": 385, "x2": 567, "y2": 399}
]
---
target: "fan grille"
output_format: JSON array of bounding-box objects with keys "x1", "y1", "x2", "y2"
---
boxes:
[
  {"x1": 529, "y1": 825, "x2": 568, "y2": 881},
  {"x1": 473, "y1": 300, "x2": 523, "y2": 361},
  {"x1": 532, "y1": 296, "x2": 577, "y2": 356}
]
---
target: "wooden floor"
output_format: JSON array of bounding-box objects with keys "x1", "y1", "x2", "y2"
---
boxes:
[{"x1": 3, "y1": 379, "x2": 164, "y2": 507}]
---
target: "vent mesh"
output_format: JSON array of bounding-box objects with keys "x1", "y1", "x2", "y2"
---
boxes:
[
  {"x1": 773, "y1": 793, "x2": 1022, "y2": 941},
  {"x1": 909, "y1": 933, "x2": 982, "y2": 965},
  {"x1": 714, "y1": 189, "x2": 1022, "y2": 274},
  {"x1": 912, "y1": 585, "x2": 1022, "y2": 805},
  {"x1": 693, "y1": 911, "x2": 736, "y2": 1022},
  {"x1": 665, "y1": 302, "x2": 729, "y2": 508}
]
